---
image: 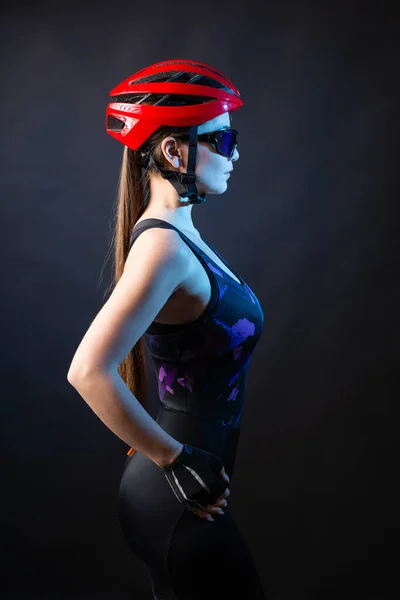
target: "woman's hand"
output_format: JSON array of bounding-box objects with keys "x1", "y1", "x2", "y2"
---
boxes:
[
  {"x1": 192, "y1": 465, "x2": 230, "y2": 521},
  {"x1": 161, "y1": 443, "x2": 230, "y2": 516}
]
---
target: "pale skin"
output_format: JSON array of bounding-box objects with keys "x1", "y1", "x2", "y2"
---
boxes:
[
  {"x1": 67, "y1": 111, "x2": 239, "y2": 521},
  {"x1": 138, "y1": 110, "x2": 239, "y2": 237}
]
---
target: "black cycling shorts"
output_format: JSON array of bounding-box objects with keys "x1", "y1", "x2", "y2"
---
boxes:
[{"x1": 117, "y1": 403, "x2": 265, "y2": 600}]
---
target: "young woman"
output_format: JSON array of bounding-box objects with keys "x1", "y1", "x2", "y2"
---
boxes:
[{"x1": 68, "y1": 59, "x2": 265, "y2": 599}]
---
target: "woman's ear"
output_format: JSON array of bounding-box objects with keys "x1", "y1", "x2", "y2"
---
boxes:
[{"x1": 161, "y1": 137, "x2": 182, "y2": 169}]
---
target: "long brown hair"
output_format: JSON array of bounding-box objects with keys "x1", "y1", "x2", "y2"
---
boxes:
[{"x1": 102, "y1": 123, "x2": 189, "y2": 411}]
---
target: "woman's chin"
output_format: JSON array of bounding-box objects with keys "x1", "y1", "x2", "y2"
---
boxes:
[{"x1": 203, "y1": 182, "x2": 229, "y2": 195}]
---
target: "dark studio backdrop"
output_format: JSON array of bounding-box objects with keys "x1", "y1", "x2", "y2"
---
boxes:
[{"x1": 1, "y1": 1, "x2": 398, "y2": 598}]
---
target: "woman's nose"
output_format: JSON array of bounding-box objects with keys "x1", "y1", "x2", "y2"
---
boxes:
[{"x1": 232, "y1": 146, "x2": 239, "y2": 162}]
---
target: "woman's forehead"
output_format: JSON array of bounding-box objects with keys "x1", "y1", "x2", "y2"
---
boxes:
[{"x1": 199, "y1": 112, "x2": 230, "y2": 133}]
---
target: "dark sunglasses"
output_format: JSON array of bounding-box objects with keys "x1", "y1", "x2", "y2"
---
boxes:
[{"x1": 180, "y1": 128, "x2": 239, "y2": 158}]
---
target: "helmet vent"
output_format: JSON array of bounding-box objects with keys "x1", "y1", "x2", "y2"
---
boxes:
[
  {"x1": 111, "y1": 93, "x2": 214, "y2": 106},
  {"x1": 106, "y1": 115, "x2": 125, "y2": 131},
  {"x1": 131, "y1": 70, "x2": 196, "y2": 84},
  {"x1": 143, "y1": 60, "x2": 233, "y2": 87},
  {"x1": 128, "y1": 70, "x2": 233, "y2": 95}
]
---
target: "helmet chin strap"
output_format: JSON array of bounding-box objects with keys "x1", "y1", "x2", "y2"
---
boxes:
[{"x1": 146, "y1": 125, "x2": 206, "y2": 205}]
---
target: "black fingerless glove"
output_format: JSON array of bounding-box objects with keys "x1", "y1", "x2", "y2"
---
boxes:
[{"x1": 161, "y1": 443, "x2": 228, "y2": 512}]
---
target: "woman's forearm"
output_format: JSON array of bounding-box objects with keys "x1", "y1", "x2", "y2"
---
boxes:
[{"x1": 68, "y1": 368, "x2": 183, "y2": 467}]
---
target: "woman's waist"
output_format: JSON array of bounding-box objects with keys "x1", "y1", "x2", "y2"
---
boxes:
[{"x1": 155, "y1": 402, "x2": 241, "y2": 479}]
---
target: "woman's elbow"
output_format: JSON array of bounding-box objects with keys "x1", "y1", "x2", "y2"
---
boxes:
[
  {"x1": 67, "y1": 362, "x2": 90, "y2": 387},
  {"x1": 67, "y1": 361, "x2": 110, "y2": 387}
]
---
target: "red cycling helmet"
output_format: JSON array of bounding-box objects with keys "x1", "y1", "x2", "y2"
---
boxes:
[{"x1": 106, "y1": 58, "x2": 243, "y2": 204}]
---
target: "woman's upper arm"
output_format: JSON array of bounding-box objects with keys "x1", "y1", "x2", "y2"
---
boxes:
[{"x1": 67, "y1": 228, "x2": 191, "y2": 382}]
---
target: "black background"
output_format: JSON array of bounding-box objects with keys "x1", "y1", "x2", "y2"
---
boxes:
[{"x1": 1, "y1": 1, "x2": 399, "y2": 598}]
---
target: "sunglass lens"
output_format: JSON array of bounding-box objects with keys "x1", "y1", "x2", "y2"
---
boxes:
[{"x1": 216, "y1": 130, "x2": 238, "y2": 157}]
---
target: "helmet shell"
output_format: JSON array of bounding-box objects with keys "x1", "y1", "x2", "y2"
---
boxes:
[{"x1": 106, "y1": 58, "x2": 243, "y2": 150}]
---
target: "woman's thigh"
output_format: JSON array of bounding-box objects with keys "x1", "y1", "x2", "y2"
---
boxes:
[{"x1": 167, "y1": 505, "x2": 265, "y2": 599}]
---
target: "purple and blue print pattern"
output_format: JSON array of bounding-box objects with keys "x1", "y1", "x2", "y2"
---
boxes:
[{"x1": 138, "y1": 225, "x2": 264, "y2": 430}]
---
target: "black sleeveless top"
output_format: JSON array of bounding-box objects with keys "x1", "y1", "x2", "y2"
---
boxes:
[{"x1": 128, "y1": 218, "x2": 264, "y2": 430}]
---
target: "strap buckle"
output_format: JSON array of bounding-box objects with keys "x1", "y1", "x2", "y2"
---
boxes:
[{"x1": 179, "y1": 173, "x2": 196, "y2": 184}]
